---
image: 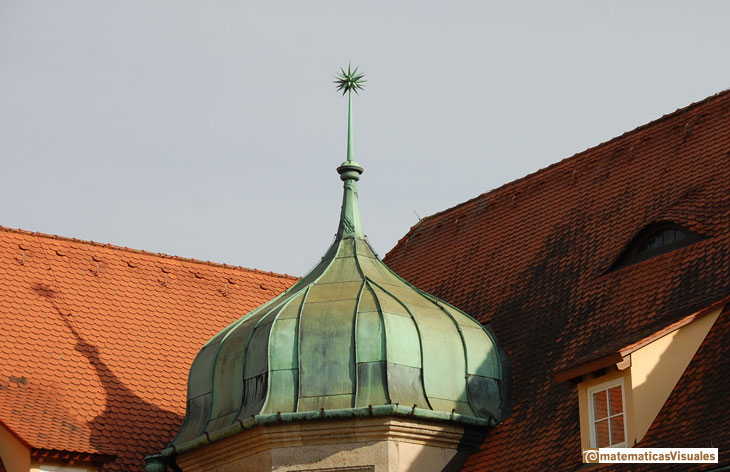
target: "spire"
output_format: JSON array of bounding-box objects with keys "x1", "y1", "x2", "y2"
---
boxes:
[
  {"x1": 162, "y1": 66, "x2": 509, "y2": 463},
  {"x1": 334, "y1": 65, "x2": 366, "y2": 240}
]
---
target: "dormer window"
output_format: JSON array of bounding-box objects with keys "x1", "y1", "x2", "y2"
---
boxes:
[
  {"x1": 638, "y1": 228, "x2": 687, "y2": 253},
  {"x1": 611, "y1": 222, "x2": 701, "y2": 270},
  {"x1": 568, "y1": 305, "x2": 722, "y2": 457},
  {"x1": 587, "y1": 379, "x2": 627, "y2": 448}
]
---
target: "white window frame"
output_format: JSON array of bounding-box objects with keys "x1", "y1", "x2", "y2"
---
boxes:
[{"x1": 587, "y1": 378, "x2": 627, "y2": 448}]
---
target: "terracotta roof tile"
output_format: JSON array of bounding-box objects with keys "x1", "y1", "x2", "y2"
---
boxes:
[
  {"x1": 0, "y1": 227, "x2": 297, "y2": 471},
  {"x1": 384, "y1": 89, "x2": 730, "y2": 470}
]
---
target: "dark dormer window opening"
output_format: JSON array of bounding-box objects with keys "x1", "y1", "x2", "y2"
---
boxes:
[
  {"x1": 638, "y1": 228, "x2": 687, "y2": 253},
  {"x1": 611, "y1": 222, "x2": 702, "y2": 270}
]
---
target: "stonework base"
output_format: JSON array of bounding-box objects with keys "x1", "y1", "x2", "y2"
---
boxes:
[{"x1": 175, "y1": 416, "x2": 485, "y2": 472}]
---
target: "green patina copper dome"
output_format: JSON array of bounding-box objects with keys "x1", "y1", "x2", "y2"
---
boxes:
[
  {"x1": 168, "y1": 160, "x2": 510, "y2": 451},
  {"x1": 162, "y1": 72, "x2": 510, "y2": 458}
]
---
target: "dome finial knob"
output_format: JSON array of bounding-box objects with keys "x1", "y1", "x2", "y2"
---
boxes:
[{"x1": 337, "y1": 161, "x2": 364, "y2": 181}]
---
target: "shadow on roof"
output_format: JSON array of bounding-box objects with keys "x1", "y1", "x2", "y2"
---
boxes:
[{"x1": 33, "y1": 283, "x2": 184, "y2": 470}]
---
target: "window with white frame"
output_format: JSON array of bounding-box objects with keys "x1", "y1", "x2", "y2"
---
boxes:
[{"x1": 587, "y1": 379, "x2": 627, "y2": 448}]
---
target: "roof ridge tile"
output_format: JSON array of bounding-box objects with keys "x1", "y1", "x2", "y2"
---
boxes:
[
  {"x1": 0, "y1": 226, "x2": 298, "y2": 280},
  {"x1": 387, "y1": 87, "x2": 730, "y2": 259}
]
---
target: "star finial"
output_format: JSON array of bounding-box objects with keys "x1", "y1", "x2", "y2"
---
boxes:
[
  {"x1": 334, "y1": 65, "x2": 366, "y2": 239},
  {"x1": 334, "y1": 64, "x2": 366, "y2": 96},
  {"x1": 335, "y1": 65, "x2": 366, "y2": 163}
]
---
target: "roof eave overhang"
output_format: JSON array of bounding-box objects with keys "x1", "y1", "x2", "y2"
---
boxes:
[
  {"x1": 30, "y1": 448, "x2": 116, "y2": 465},
  {"x1": 554, "y1": 296, "x2": 730, "y2": 383},
  {"x1": 554, "y1": 352, "x2": 625, "y2": 383}
]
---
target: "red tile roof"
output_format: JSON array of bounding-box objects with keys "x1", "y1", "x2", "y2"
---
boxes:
[
  {"x1": 0, "y1": 227, "x2": 296, "y2": 470},
  {"x1": 384, "y1": 89, "x2": 730, "y2": 470},
  {"x1": 555, "y1": 296, "x2": 730, "y2": 383}
]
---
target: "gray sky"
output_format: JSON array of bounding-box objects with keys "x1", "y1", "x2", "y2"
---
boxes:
[{"x1": 2, "y1": 1, "x2": 729, "y2": 276}]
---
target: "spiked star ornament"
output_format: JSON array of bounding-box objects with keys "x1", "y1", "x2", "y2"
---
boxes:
[
  {"x1": 335, "y1": 65, "x2": 365, "y2": 163},
  {"x1": 335, "y1": 65, "x2": 366, "y2": 163},
  {"x1": 335, "y1": 64, "x2": 366, "y2": 95}
]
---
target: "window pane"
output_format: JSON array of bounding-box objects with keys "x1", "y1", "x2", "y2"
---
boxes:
[
  {"x1": 638, "y1": 228, "x2": 690, "y2": 254},
  {"x1": 608, "y1": 386, "x2": 623, "y2": 416},
  {"x1": 651, "y1": 235, "x2": 662, "y2": 249},
  {"x1": 639, "y1": 236, "x2": 657, "y2": 252},
  {"x1": 611, "y1": 416, "x2": 625, "y2": 445},
  {"x1": 593, "y1": 390, "x2": 608, "y2": 419},
  {"x1": 595, "y1": 419, "x2": 610, "y2": 447}
]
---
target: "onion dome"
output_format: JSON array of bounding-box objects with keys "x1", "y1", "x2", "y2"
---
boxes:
[{"x1": 167, "y1": 68, "x2": 510, "y2": 453}]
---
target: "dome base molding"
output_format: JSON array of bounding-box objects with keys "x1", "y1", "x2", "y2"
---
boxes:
[{"x1": 175, "y1": 416, "x2": 485, "y2": 472}]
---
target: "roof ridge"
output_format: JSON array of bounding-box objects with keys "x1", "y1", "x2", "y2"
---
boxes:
[
  {"x1": 399, "y1": 87, "x2": 730, "y2": 232},
  {"x1": 0, "y1": 225, "x2": 299, "y2": 280}
]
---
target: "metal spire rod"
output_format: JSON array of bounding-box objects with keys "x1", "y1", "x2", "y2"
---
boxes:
[
  {"x1": 347, "y1": 91, "x2": 353, "y2": 161},
  {"x1": 335, "y1": 64, "x2": 365, "y2": 162},
  {"x1": 334, "y1": 65, "x2": 366, "y2": 240}
]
